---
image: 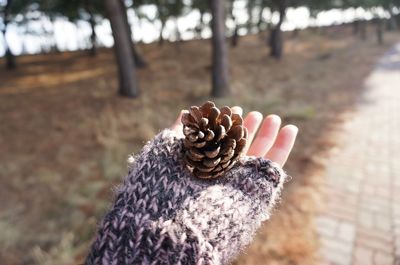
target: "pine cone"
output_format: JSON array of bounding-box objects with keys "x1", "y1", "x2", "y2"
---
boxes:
[{"x1": 181, "y1": 101, "x2": 248, "y2": 179}]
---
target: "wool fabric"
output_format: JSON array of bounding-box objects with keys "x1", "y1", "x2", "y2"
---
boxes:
[{"x1": 85, "y1": 129, "x2": 288, "y2": 265}]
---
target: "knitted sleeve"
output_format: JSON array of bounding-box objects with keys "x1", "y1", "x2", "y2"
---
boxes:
[{"x1": 85, "y1": 129, "x2": 288, "y2": 265}]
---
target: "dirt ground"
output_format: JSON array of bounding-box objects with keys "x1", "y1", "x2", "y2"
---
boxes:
[{"x1": 0, "y1": 26, "x2": 398, "y2": 264}]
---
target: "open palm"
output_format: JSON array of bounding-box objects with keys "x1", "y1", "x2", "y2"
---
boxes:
[{"x1": 171, "y1": 107, "x2": 298, "y2": 167}]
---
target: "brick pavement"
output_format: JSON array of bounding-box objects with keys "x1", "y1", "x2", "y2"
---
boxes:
[{"x1": 316, "y1": 43, "x2": 400, "y2": 265}]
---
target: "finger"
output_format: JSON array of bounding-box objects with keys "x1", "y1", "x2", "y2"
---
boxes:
[
  {"x1": 231, "y1": 106, "x2": 243, "y2": 116},
  {"x1": 242, "y1": 111, "x2": 263, "y2": 154},
  {"x1": 170, "y1": 110, "x2": 187, "y2": 133},
  {"x1": 264, "y1": 125, "x2": 298, "y2": 166},
  {"x1": 246, "y1": 114, "x2": 281, "y2": 157}
]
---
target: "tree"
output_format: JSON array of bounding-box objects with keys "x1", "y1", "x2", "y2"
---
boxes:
[
  {"x1": 1, "y1": 0, "x2": 16, "y2": 69},
  {"x1": 386, "y1": 4, "x2": 397, "y2": 31},
  {"x1": 246, "y1": 0, "x2": 254, "y2": 33},
  {"x1": 269, "y1": 0, "x2": 286, "y2": 59},
  {"x1": 155, "y1": 0, "x2": 168, "y2": 45},
  {"x1": 375, "y1": 17, "x2": 383, "y2": 44},
  {"x1": 145, "y1": 0, "x2": 185, "y2": 45},
  {"x1": 104, "y1": 0, "x2": 139, "y2": 97},
  {"x1": 37, "y1": 0, "x2": 104, "y2": 56},
  {"x1": 256, "y1": 0, "x2": 269, "y2": 32},
  {"x1": 45, "y1": 0, "x2": 146, "y2": 63},
  {"x1": 192, "y1": 0, "x2": 209, "y2": 39},
  {"x1": 131, "y1": 0, "x2": 163, "y2": 43},
  {"x1": 228, "y1": 0, "x2": 241, "y2": 47},
  {"x1": 341, "y1": 0, "x2": 400, "y2": 43},
  {"x1": 84, "y1": 0, "x2": 99, "y2": 56},
  {"x1": 229, "y1": 0, "x2": 268, "y2": 48},
  {"x1": 353, "y1": 0, "x2": 390, "y2": 43},
  {"x1": 210, "y1": 0, "x2": 230, "y2": 97},
  {"x1": 167, "y1": 0, "x2": 185, "y2": 42},
  {"x1": 120, "y1": 0, "x2": 147, "y2": 67}
]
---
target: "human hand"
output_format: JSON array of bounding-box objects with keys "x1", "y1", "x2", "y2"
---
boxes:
[
  {"x1": 171, "y1": 107, "x2": 298, "y2": 167},
  {"x1": 86, "y1": 106, "x2": 298, "y2": 265}
]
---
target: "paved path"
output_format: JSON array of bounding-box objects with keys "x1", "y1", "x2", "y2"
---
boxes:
[{"x1": 316, "y1": 43, "x2": 400, "y2": 265}]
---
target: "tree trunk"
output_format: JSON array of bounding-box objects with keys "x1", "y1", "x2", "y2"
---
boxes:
[
  {"x1": 50, "y1": 18, "x2": 60, "y2": 53},
  {"x1": 376, "y1": 18, "x2": 383, "y2": 45},
  {"x1": 175, "y1": 18, "x2": 181, "y2": 42},
  {"x1": 246, "y1": 0, "x2": 254, "y2": 34},
  {"x1": 269, "y1": 0, "x2": 286, "y2": 59},
  {"x1": 266, "y1": 8, "x2": 274, "y2": 32},
  {"x1": 256, "y1": 6, "x2": 265, "y2": 32},
  {"x1": 210, "y1": 0, "x2": 230, "y2": 97},
  {"x1": 89, "y1": 16, "x2": 97, "y2": 56},
  {"x1": 360, "y1": 19, "x2": 367, "y2": 40},
  {"x1": 156, "y1": 0, "x2": 166, "y2": 45},
  {"x1": 159, "y1": 19, "x2": 166, "y2": 45},
  {"x1": 4, "y1": 45, "x2": 15, "y2": 69},
  {"x1": 231, "y1": 24, "x2": 239, "y2": 47},
  {"x1": 120, "y1": 0, "x2": 147, "y2": 68},
  {"x1": 387, "y1": 7, "x2": 398, "y2": 31},
  {"x1": 174, "y1": 18, "x2": 182, "y2": 53},
  {"x1": 2, "y1": 0, "x2": 16, "y2": 70},
  {"x1": 229, "y1": 0, "x2": 239, "y2": 47},
  {"x1": 104, "y1": 0, "x2": 139, "y2": 97},
  {"x1": 196, "y1": 9, "x2": 205, "y2": 39},
  {"x1": 269, "y1": 28, "x2": 283, "y2": 58},
  {"x1": 352, "y1": 20, "x2": 359, "y2": 35},
  {"x1": 85, "y1": 0, "x2": 97, "y2": 56},
  {"x1": 292, "y1": 28, "x2": 299, "y2": 38},
  {"x1": 397, "y1": 14, "x2": 400, "y2": 30}
]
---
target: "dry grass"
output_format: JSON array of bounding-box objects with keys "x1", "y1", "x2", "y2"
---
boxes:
[{"x1": 0, "y1": 25, "x2": 398, "y2": 264}]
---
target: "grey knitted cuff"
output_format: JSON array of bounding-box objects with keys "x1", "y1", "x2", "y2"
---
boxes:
[{"x1": 86, "y1": 129, "x2": 288, "y2": 265}]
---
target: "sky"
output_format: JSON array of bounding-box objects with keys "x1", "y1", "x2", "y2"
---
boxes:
[{"x1": 0, "y1": 2, "x2": 387, "y2": 57}]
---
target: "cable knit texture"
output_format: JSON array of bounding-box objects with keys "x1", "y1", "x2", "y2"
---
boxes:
[{"x1": 85, "y1": 129, "x2": 288, "y2": 265}]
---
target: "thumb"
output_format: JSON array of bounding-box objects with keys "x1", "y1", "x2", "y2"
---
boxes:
[{"x1": 223, "y1": 156, "x2": 288, "y2": 208}]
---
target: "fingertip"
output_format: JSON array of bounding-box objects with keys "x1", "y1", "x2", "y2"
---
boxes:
[
  {"x1": 248, "y1": 111, "x2": 263, "y2": 122},
  {"x1": 178, "y1": 109, "x2": 189, "y2": 120},
  {"x1": 243, "y1": 111, "x2": 263, "y2": 135},
  {"x1": 171, "y1": 109, "x2": 187, "y2": 131},
  {"x1": 276, "y1": 125, "x2": 298, "y2": 148},
  {"x1": 266, "y1": 114, "x2": 281, "y2": 124},
  {"x1": 264, "y1": 123, "x2": 298, "y2": 166},
  {"x1": 231, "y1": 106, "x2": 243, "y2": 116},
  {"x1": 282, "y1": 124, "x2": 299, "y2": 135},
  {"x1": 243, "y1": 111, "x2": 264, "y2": 156}
]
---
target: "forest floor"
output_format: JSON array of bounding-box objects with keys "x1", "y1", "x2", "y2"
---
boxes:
[{"x1": 0, "y1": 26, "x2": 398, "y2": 265}]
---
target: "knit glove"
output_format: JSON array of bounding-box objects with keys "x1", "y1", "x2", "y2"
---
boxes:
[{"x1": 86, "y1": 129, "x2": 288, "y2": 265}]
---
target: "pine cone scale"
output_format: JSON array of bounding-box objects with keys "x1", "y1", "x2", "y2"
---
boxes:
[
  {"x1": 182, "y1": 113, "x2": 198, "y2": 128},
  {"x1": 231, "y1": 114, "x2": 243, "y2": 126},
  {"x1": 188, "y1": 148, "x2": 205, "y2": 159},
  {"x1": 199, "y1": 101, "x2": 215, "y2": 113},
  {"x1": 228, "y1": 125, "x2": 244, "y2": 140},
  {"x1": 204, "y1": 146, "x2": 220, "y2": 158},
  {"x1": 203, "y1": 157, "x2": 221, "y2": 168},
  {"x1": 189, "y1": 106, "x2": 203, "y2": 123},
  {"x1": 220, "y1": 106, "x2": 232, "y2": 117},
  {"x1": 205, "y1": 130, "x2": 215, "y2": 141},
  {"x1": 237, "y1": 138, "x2": 247, "y2": 151},
  {"x1": 208, "y1": 107, "x2": 220, "y2": 128},
  {"x1": 214, "y1": 125, "x2": 226, "y2": 142},
  {"x1": 221, "y1": 114, "x2": 232, "y2": 131}
]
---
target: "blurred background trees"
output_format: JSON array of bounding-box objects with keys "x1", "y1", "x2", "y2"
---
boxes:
[{"x1": 1, "y1": 0, "x2": 399, "y2": 96}]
